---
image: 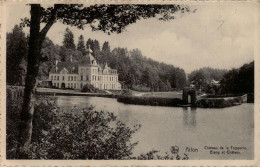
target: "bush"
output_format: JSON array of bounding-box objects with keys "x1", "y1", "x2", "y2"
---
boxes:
[
  {"x1": 117, "y1": 95, "x2": 183, "y2": 107},
  {"x1": 81, "y1": 83, "x2": 106, "y2": 93},
  {"x1": 29, "y1": 105, "x2": 140, "y2": 159},
  {"x1": 133, "y1": 149, "x2": 189, "y2": 160},
  {"x1": 6, "y1": 87, "x2": 140, "y2": 159},
  {"x1": 195, "y1": 97, "x2": 243, "y2": 108},
  {"x1": 132, "y1": 85, "x2": 151, "y2": 92},
  {"x1": 6, "y1": 87, "x2": 23, "y2": 159}
]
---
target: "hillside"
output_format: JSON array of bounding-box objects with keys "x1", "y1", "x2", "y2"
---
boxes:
[{"x1": 7, "y1": 26, "x2": 187, "y2": 92}]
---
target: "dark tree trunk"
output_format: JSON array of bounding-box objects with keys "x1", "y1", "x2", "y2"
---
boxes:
[
  {"x1": 17, "y1": 4, "x2": 57, "y2": 158},
  {"x1": 18, "y1": 4, "x2": 42, "y2": 158}
]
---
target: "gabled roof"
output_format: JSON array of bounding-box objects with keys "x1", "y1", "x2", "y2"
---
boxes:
[{"x1": 50, "y1": 61, "x2": 79, "y2": 74}]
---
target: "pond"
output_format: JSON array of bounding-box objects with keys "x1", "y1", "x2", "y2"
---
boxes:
[{"x1": 56, "y1": 95, "x2": 254, "y2": 160}]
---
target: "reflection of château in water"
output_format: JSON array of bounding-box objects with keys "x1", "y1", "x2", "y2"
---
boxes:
[
  {"x1": 183, "y1": 107, "x2": 197, "y2": 128},
  {"x1": 49, "y1": 46, "x2": 121, "y2": 90}
]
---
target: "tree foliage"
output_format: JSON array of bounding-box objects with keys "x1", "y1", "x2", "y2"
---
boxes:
[
  {"x1": 189, "y1": 67, "x2": 228, "y2": 90},
  {"x1": 6, "y1": 25, "x2": 28, "y2": 85},
  {"x1": 6, "y1": 88, "x2": 140, "y2": 159},
  {"x1": 77, "y1": 35, "x2": 86, "y2": 54},
  {"x1": 30, "y1": 105, "x2": 140, "y2": 159},
  {"x1": 86, "y1": 38, "x2": 101, "y2": 62},
  {"x1": 39, "y1": 37, "x2": 60, "y2": 79},
  {"x1": 220, "y1": 61, "x2": 254, "y2": 94},
  {"x1": 62, "y1": 28, "x2": 76, "y2": 50},
  {"x1": 107, "y1": 47, "x2": 186, "y2": 91}
]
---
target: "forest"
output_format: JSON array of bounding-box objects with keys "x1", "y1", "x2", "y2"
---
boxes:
[
  {"x1": 7, "y1": 25, "x2": 254, "y2": 94},
  {"x1": 188, "y1": 63, "x2": 254, "y2": 95},
  {"x1": 7, "y1": 25, "x2": 187, "y2": 91}
]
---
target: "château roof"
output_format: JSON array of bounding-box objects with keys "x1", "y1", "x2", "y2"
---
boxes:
[
  {"x1": 50, "y1": 61, "x2": 79, "y2": 74},
  {"x1": 80, "y1": 52, "x2": 96, "y2": 66},
  {"x1": 79, "y1": 45, "x2": 97, "y2": 66}
]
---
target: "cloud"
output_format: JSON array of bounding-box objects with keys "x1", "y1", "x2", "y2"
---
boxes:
[{"x1": 6, "y1": 3, "x2": 255, "y2": 73}]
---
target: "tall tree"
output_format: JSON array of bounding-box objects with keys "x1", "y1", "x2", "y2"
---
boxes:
[
  {"x1": 86, "y1": 38, "x2": 102, "y2": 63},
  {"x1": 220, "y1": 61, "x2": 254, "y2": 94},
  {"x1": 39, "y1": 37, "x2": 60, "y2": 79},
  {"x1": 62, "y1": 28, "x2": 76, "y2": 50},
  {"x1": 93, "y1": 40, "x2": 101, "y2": 62},
  {"x1": 19, "y1": 4, "x2": 190, "y2": 158},
  {"x1": 86, "y1": 38, "x2": 93, "y2": 49},
  {"x1": 101, "y1": 41, "x2": 111, "y2": 64},
  {"x1": 6, "y1": 25, "x2": 28, "y2": 85},
  {"x1": 77, "y1": 35, "x2": 85, "y2": 54}
]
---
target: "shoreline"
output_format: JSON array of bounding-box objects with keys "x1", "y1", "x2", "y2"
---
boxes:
[
  {"x1": 7, "y1": 86, "x2": 253, "y2": 108},
  {"x1": 36, "y1": 91, "x2": 115, "y2": 98}
]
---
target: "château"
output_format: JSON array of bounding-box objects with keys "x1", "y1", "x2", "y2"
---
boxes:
[{"x1": 49, "y1": 46, "x2": 121, "y2": 90}]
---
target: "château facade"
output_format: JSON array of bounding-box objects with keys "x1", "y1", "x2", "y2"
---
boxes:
[{"x1": 49, "y1": 47, "x2": 121, "y2": 90}]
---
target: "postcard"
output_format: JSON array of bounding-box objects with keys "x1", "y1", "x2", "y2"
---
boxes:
[{"x1": 0, "y1": 0, "x2": 259, "y2": 166}]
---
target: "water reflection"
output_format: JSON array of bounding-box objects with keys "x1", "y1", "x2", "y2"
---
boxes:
[
  {"x1": 55, "y1": 96, "x2": 254, "y2": 159},
  {"x1": 182, "y1": 107, "x2": 197, "y2": 129}
]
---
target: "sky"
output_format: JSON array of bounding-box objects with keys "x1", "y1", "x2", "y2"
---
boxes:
[{"x1": 5, "y1": 3, "x2": 256, "y2": 73}]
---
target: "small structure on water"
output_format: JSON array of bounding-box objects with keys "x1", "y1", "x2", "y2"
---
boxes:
[{"x1": 182, "y1": 87, "x2": 197, "y2": 105}]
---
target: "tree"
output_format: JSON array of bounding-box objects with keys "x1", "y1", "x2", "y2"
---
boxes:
[
  {"x1": 39, "y1": 37, "x2": 60, "y2": 80},
  {"x1": 86, "y1": 38, "x2": 101, "y2": 62},
  {"x1": 86, "y1": 38, "x2": 93, "y2": 47},
  {"x1": 93, "y1": 39, "x2": 101, "y2": 62},
  {"x1": 19, "y1": 4, "x2": 190, "y2": 158},
  {"x1": 101, "y1": 41, "x2": 111, "y2": 64},
  {"x1": 220, "y1": 61, "x2": 254, "y2": 94},
  {"x1": 77, "y1": 35, "x2": 85, "y2": 54},
  {"x1": 188, "y1": 71, "x2": 206, "y2": 90},
  {"x1": 6, "y1": 25, "x2": 28, "y2": 85},
  {"x1": 62, "y1": 28, "x2": 76, "y2": 49}
]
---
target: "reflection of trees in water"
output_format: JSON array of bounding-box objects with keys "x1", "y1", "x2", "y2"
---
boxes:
[{"x1": 182, "y1": 107, "x2": 197, "y2": 128}]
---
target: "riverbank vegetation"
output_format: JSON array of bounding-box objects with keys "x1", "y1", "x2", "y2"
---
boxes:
[
  {"x1": 81, "y1": 83, "x2": 106, "y2": 93},
  {"x1": 219, "y1": 62, "x2": 254, "y2": 95},
  {"x1": 117, "y1": 95, "x2": 183, "y2": 107},
  {"x1": 195, "y1": 96, "x2": 244, "y2": 108},
  {"x1": 7, "y1": 87, "x2": 189, "y2": 159},
  {"x1": 7, "y1": 87, "x2": 140, "y2": 159},
  {"x1": 189, "y1": 62, "x2": 254, "y2": 98}
]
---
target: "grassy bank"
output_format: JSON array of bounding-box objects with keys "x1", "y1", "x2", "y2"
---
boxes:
[{"x1": 117, "y1": 95, "x2": 183, "y2": 107}]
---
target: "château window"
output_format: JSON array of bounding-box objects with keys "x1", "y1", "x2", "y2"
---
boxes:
[
  {"x1": 54, "y1": 76, "x2": 56, "y2": 80},
  {"x1": 57, "y1": 83, "x2": 59, "y2": 88},
  {"x1": 68, "y1": 76, "x2": 70, "y2": 81},
  {"x1": 74, "y1": 76, "x2": 76, "y2": 81},
  {"x1": 62, "y1": 76, "x2": 65, "y2": 81},
  {"x1": 57, "y1": 76, "x2": 59, "y2": 80},
  {"x1": 81, "y1": 76, "x2": 83, "y2": 81}
]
